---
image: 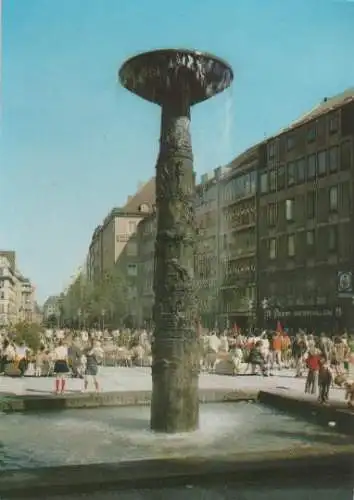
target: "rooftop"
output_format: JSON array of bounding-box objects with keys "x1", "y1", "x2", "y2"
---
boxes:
[
  {"x1": 0, "y1": 251, "x2": 16, "y2": 270},
  {"x1": 90, "y1": 178, "x2": 156, "y2": 244},
  {"x1": 275, "y1": 87, "x2": 354, "y2": 137},
  {"x1": 221, "y1": 87, "x2": 354, "y2": 178}
]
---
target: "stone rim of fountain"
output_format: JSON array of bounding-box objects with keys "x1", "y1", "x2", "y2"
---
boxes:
[
  {"x1": 119, "y1": 48, "x2": 234, "y2": 105},
  {"x1": 1, "y1": 445, "x2": 353, "y2": 498}
]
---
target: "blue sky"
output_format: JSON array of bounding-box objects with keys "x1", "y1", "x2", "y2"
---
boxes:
[{"x1": 1, "y1": 0, "x2": 354, "y2": 303}]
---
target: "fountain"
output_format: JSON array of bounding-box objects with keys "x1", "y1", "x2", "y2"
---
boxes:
[
  {"x1": 119, "y1": 49, "x2": 233, "y2": 433},
  {"x1": 1, "y1": 50, "x2": 353, "y2": 499},
  {"x1": 1, "y1": 402, "x2": 351, "y2": 469}
]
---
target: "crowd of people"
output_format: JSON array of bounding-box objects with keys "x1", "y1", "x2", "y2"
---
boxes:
[
  {"x1": 0, "y1": 329, "x2": 105, "y2": 394},
  {"x1": 0, "y1": 325, "x2": 354, "y2": 404},
  {"x1": 200, "y1": 327, "x2": 354, "y2": 406}
]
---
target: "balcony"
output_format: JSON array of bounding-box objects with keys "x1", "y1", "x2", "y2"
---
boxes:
[
  {"x1": 227, "y1": 246, "x2": 256, "y2": 261},
  {"x1": 195, "y1": 277, "x2": 217, "y2": 289},
  {"x1": 221, "y1": 271, "x2": 256, "y2": 288}
]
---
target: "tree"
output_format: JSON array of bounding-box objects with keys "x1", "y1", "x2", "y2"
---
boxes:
[
  {"x1": 61, "y1": 276, "x2": 86, "y2": 325},
  {"x1": 87, "y1": 267, "x2": 128, "y2": 327},
  {"x1": 13, "y1": 321, "x2": 43, "y2": 352},
  {"x1": 61, "y1": 267, "x2": 128, "y2": 328},
  {"x1": 45, "y1": 314, "x2": 59, "y2": 328}
]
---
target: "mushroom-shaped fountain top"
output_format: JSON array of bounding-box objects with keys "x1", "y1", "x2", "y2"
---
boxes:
[{"x1": 119, "y1": 48, "x2": 233, "y2": 106}]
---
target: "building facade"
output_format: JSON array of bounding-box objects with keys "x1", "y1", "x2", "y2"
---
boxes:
[
  {"x1": 135, "y1": 90, "x2": 354, "y2": 332},
  {"x1": 218, "y1": 146, "x2": 259, "y2": 329},
  {"x1": 136, "y1": 156, "x2": 260, "y2": 329},
  {"x1": 194, "y1": 171, "x2": 219, "y2": 327},
  {"x1": 16, "y1": 274, "x2": 36, "y2": 323},
  {"x1": 31, "y1": 303, "x2": 43, "y2": 324},
  {"x1": 258, "y1": 91, "x2": 354, "y2": 330},
  {"x1": 136, "y1": 160, "x2": 260, "y2": 329},
  {"x1": 85, "y1": 179, "x2": 155, "y2": 326},
  {"x1": 42, "y1": 295, "x2": 61, "y2": 322},
  {"x1": 136, "y1": 171, "x2": 225, "y2": 328},
  {"x1": 0, "y1": 253, "x2": 38, "y2": 326},
  {"x1": 87, "y1": 178, "x2": 155, "y2": 285},
  {"x1": 136, "y1": 213, "x2": 156, "y2": 326},
  {"x1": 0, "y1": 256, "x2": 18, "y2": 326}
]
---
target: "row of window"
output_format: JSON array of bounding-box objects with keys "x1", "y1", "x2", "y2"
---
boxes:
[
  {"x1": 222, "y1": 172, "x2": 257, "y2": 202},
  {"x1": 193, "y1": 141, "x2": 352, "y2": 206},
  {"x1": 223, "y1": 231, "x2": 256, "y2": 254},
  {"x1": 261, "y1": 142, "x2": 351, "y2": 194},
  {"x1": 266, "y1": 184, "x2": 343, "y2": 225},
  {"x1": 260, "y1": 295, "x2": 331, "y2": 308},
  {"x1": 223, "y1": 205, "x2": 256, "y2": 227},
  {"x1": 265, "y1": 280, "x2": 337, "y2": 304},
  {"x1": 221, "y1": 287, "x2": 256, "y2": 311},
  {"x1": 267, "y1": 113, "x2": 339, "y2": 159},
  {"x1": 267, "y1": 226, "x2": 338, "y2": 260},
  {"x1": 224, "y1": 261, "x2": 256, "y2": 276}
]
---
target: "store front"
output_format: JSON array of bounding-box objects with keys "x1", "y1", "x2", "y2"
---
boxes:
[{"x1": 263, "y1": 305, "x2": 344, "y2": 333}]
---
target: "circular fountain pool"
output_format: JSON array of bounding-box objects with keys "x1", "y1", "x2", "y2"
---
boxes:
[{"x1": 0, "y1": 403, "x2": 347, "y2": 470}]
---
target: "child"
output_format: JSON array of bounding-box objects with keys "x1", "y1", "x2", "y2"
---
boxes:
[
  {"x1": 82, "y1": 341, "x2": 103, "y2": 393},
  {"x1": 230, "y1": 345, "x2": 244, "y2": 375},
  {"x1": 248, "y1": 341, "x2": 268, "y2": 376},
  {"x1": 78, "y1": 353, "x2": 87, "y2": 378},
  {"x1": 334, "y1": 372, "x2": 347, "y2": 387},
  {"x1": 333, "y1": 373, "x2": 354, "y2": 408},
  {"x1": 344, "y1": 380, "x2": 354, "y2": 408},
  {"x1": 305, "y1": 348, "x2": 321, "y2": 395},
  {"x1": 35, "y1": 345, "x2": 46, "y2": 377}
]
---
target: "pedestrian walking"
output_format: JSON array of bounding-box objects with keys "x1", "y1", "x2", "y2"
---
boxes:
[{"x1": 305, "y1": 348, "x2": 321, "y2": 395}]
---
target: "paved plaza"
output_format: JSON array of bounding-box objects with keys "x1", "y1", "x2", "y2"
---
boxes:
[{"x1": 0, "y1": 367, "x2": 346, "y2": 404}]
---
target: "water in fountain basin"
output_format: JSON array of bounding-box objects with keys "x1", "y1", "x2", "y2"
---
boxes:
[{"x1": 0, "y1": 402, "x2": 349, "y2": 471}]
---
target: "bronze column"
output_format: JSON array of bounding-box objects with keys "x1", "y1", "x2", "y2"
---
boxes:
[{"x1": 150, "y1": 92, "x2": 199, "y2": 433}]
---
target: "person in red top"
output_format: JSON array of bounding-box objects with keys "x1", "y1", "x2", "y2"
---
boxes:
[{"x1": 305, "y1": 348, "x2": 321, "y2": 395}]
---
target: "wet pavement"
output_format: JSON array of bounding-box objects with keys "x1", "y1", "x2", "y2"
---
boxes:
[{"x1": 0, "y1": 367, "x2": 347, "y2": 404}]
